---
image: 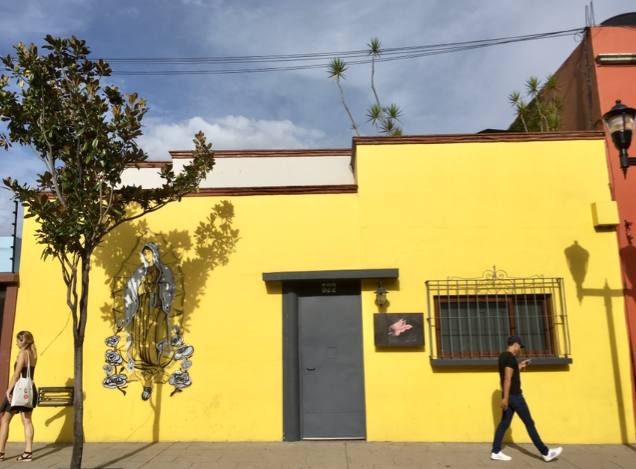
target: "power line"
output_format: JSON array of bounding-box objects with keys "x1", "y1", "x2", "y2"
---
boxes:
[{"x1": 104, "y1": 28, "x2": 582, "y2": 76}]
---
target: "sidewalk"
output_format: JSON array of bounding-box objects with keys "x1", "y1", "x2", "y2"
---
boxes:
[{"x1": 0, "y1": 441, "x2": 635, "y2": 469}]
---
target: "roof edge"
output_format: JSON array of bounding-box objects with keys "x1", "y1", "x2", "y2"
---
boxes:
[
  {"x1": 170, "y1": 149, "x2": 352, "y2": 159},
  {"x1": 353, "y1": 131, "x2": 605, "y2": 147}
]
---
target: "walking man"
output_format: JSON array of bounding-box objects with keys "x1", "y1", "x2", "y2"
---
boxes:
[{"x1": 490, "y1": 335, "x2": 562, "y2": 462}]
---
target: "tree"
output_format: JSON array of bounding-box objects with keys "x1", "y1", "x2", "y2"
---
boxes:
[
  {"x1": 328, "y1": 37, "x2": 404, "y2": 136},
  {"x1": 508, "y1": 74, "x2": 563, "y2": 132},
  {"x1": 0, "y1": 36, "x2": 215, "y2": 469}
]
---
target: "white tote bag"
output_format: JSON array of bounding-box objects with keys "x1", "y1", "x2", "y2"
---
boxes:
[{"x1": 11, "y1": 353, "x2": 34, "y2": 408}]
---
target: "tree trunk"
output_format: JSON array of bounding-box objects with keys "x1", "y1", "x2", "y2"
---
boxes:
[
  {"x1": 70, "y1": 253, "x2": 90, "y2": 469},
  {"x1": 70, "y1": 340, "x2": 84, "y2": 469}
]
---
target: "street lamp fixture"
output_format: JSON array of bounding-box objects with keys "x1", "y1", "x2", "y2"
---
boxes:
[
  {"x1": 374, "y1": 281, "x2": 389, "y2": 308},
  {"x1": 602, "y1": 99, "x2": 636, "y2": 176}
]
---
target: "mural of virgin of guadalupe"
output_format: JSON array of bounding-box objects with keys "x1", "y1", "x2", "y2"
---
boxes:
[{"x1": 124, "y1": 243, "x2": 177, "y2": 372}]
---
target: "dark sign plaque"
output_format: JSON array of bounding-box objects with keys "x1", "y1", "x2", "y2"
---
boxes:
[{"x1": 374, "y1": 313, "x2": 424, "y2": 346}]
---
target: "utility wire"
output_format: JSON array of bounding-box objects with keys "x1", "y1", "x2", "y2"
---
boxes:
[{"x1": 102, "y1": 28, "x2": 582, "y2": 76}]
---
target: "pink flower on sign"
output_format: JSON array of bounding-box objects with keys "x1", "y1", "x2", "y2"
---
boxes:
[{"x1": 389, "y1": 319, "x2": 413, "y2": 337}]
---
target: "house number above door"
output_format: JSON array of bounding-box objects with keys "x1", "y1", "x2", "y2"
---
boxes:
[{"x1": 322, "y1": 283, "x2": 337, "y2": 293}]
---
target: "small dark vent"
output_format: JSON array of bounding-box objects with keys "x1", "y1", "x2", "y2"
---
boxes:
[{"x1": 601, "y1": 12, "x2": 636, "y2": 27}]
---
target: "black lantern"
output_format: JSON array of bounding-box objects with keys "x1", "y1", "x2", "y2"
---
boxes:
[
  {"x1": 602, "y1": 100, "x2": 636, "y2": 176},
  {"x1": 374, "y1": 281, "x2": 388, "y2": 307}
]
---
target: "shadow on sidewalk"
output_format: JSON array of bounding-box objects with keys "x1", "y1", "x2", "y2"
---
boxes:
[
  {"x1": 623, "y1": 443, "x2": 636, "y2": 453},
  {"x1": 507, "y1": 443, "x2": 542, "y2": 461},
  {"x1": 94, "y1": 442, "x2": 158, "y2": 469},
  {"x1": 29, "y1": 443, "x2": 69, "y2": 460}
]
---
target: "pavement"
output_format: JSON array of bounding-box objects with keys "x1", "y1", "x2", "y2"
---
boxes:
[{"x1": 0, "y1": 441, "x2": 635, "y2": 469}]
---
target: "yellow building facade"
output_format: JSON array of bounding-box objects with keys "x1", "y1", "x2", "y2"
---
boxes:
[{"x1": 6, "y1": 131, "x2": 635, "y2": 444}]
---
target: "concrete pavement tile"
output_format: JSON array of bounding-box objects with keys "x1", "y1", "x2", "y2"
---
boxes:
[
  {"x1": 143, "y1": 459, "x2": 195, "y2": 469},
  {"x1": 443, "y1": 442, "x2": 489, "y2": 452},
  {"x1": 283, "y1": 464, "x2": 347, "y2": 469},
  {"x1": 217, "y1": 450, "x2": 268, "y2": 463},
  {"x1": 479, "y1": 457, "x2": 532, "y2": 467},
  {"x1": 559, "y1": 454, "x2": 635, "y2": 469},
  {"x1": 235, "y1": 463, "x2": 283, "y2": 469},
  {"x1": 610, "y1": 450, "x2": 636, "y2": 468},
  {"x1": 418, "y1": 443, "x2": 450, "y2": 452},
  {"x1": 347, "y1": 453, "x2": 395, "y2": 464},
  {"x1": 372, "y1": 464, "x2": 422, "y2": 469},
  {"x1": 142, "y1": 454, "x2": 179, "y2": 463},
  {"x1": 260, "y1": 452, "x2": 307, "y2": 464},
  {"x1": 159, "y1": 449, "x2": 211, "y2": 458},
  {"x1": 392, "y1": 452, "x2": 466, "y2": 465},
  {"x1": 189, "y1": 462, "x2": 239, "y2": 469},
  {"x1": 225, "y1": 442, "x2": 272, "y2": 450},
  {"x1": 109, "y1": 463, "x2": 152, "y2": 469},
  {"x1": 304, "y1": 454, "x2": 348, "y2": 463},
  {"x1": 170, "y1": 442, "x2": 195, "y2": 449}
]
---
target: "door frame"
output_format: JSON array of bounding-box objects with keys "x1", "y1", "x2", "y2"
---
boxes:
[{"x1": 263, "y1": 268, "x2": 398, "y2": 441}]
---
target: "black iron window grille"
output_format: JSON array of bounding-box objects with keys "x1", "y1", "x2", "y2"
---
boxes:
[{"x1": 425, "y1": 267, "x2": 571, "y2": 362}]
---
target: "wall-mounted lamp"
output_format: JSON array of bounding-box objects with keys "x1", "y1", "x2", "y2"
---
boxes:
[
  {"x1": 602, "y1": 99, "x2": 636, "y2": 176},
  {"x1": 374, "y1": 281, "x2": 389, "y2": 307}
]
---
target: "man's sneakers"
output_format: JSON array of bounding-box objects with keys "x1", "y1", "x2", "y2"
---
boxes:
[
  {"x1": 542, "y1": 447, "x2": 563, "y2": 462},
  {"x1": 491, "y1": 447, "x2": 562, "y2": 463},
  {"x1": 490, "y1": 451, "x2": 512, "y2": 461}
]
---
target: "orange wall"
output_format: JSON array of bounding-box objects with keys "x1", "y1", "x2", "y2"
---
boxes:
[
  {"x1": 553, "y1": 25, "x2": 636, "y2": 440},
  {"x1": 592, "y1": 26, "x2": 636, "y2": 439}
]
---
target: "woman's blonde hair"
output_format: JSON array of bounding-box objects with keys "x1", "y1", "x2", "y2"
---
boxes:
[{"x1": 17, "y1": 331, "x2": 37, "y2": 359}]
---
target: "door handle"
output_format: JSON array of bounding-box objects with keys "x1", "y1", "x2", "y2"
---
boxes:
[{"x1": 306, "y1": 367, "x2": 316, "y2": 371}]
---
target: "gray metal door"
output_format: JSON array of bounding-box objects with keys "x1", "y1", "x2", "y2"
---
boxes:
[{"x1": 298, "y1": 281, "x2": 366, "y2": 439}]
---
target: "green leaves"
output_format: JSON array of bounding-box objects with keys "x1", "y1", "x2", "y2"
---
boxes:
[
  {"x1": 329, "y1": 38, "x2": 405, "y2": 137},
  {"x1": 367, "y1": 37, "x2": 382, "y2": 57},
  {"x1": 508, "y1": 74, "x2": 562, "y2": 132},
  {"x1": 327, "y1": 58, "x2": 348, "y2": 81}
]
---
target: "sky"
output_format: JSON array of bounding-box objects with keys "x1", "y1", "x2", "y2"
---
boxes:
[{"x1": 1, "y1": 0, "x2": 635, "y2": 237}]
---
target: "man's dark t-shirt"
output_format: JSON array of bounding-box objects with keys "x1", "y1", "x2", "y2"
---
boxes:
[{"x1": 498, "y1": 351, "x2": 521, "y2": 395}]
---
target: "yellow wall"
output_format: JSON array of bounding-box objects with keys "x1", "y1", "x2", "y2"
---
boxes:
[{"x1": 9, "y1": 136, "x2": 635, "y2": 444}]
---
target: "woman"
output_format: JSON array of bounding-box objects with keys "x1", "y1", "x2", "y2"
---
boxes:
[
  {"x1": 0, "y1": 331, "x2": 37, "y2": 462},
  {"x1": 124, "y1": 243, "x2": 176, "y2": 372}
]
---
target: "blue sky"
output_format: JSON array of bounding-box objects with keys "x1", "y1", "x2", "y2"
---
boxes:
[{"x1": 1, "y1": 0, "x2": 635, "y2": 236}]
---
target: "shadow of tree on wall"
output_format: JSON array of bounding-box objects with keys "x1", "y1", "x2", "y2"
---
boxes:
[
  {"x1": 91, "y1": 200, "x2": 240, "y2": 441},
  {"x1": 43, "y1": 378, "x2": 74, "y2": 443},
  {"x1": 94, "y1": 200, "x2": 240, "y2": 334},
  {"x1": 563, "y1": 240, "x2": 629, "y2": 443}
]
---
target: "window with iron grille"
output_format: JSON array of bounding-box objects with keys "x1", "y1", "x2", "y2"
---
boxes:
[{"x1": 425, "y1": 268, "x2": 571, "y2": 364}]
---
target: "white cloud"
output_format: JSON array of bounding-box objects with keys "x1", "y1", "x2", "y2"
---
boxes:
[{"x1": 138, "y1": 115, "x2": 326, "y2": 159}]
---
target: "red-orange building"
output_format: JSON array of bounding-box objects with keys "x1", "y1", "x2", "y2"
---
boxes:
[{"x1": 551, "y1": 12, "x2": 636, "y2": 435}]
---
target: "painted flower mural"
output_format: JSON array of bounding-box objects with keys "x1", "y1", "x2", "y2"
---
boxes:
[
  {"x1": 103, "y1": 235, "x2": 195, "y2": 400},
  {"x1": 169, "y1": 370, "x2": 192, "y2": 389},
  {"x1": 174, "y1": 345, "x2": 194, "y2": 360},
  {"x1": 105, "y1": 350, "x2": 124, "y2": 366},
  {"x1": 103, "y1": 374, "x2": 128, "y2": 389},
  {"x1": 105, "y1": 335, "x2": 120, "y2": 347},
  {"x1": 170, "y1": 335, "x2": 184, "y2": 347}
]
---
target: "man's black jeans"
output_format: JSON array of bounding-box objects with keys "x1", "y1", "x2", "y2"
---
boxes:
[{"x1": 492, "y1": 394, "x2": 549, "y2": 456}]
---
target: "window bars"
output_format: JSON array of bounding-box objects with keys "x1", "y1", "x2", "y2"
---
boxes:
[{"x1": 425, "y1": 267, "x2": 571, "y2": 361}]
